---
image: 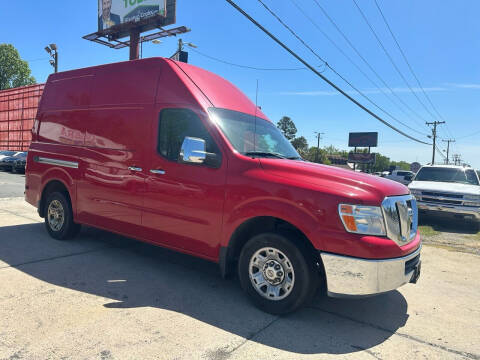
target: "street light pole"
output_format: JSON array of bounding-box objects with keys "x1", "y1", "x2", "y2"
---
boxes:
[{"x1": 44, "y1": 44, "x2": 58, "y2": 73}]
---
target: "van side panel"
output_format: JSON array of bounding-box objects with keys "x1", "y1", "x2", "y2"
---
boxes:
[{"x1": 75, "y1": 62, "x2": 160, "y2": 231}]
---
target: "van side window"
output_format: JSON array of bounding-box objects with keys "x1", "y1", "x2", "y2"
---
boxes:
[{"x1": 157, "y1": 109, "x2": 218, "y2": 162}]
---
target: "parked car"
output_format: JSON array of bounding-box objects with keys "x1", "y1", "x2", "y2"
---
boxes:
[
  {"x1": 13, "y1": 154, "x2": 27, "y2": 173},
  {"x1": 0, "y1": 150, "x2": 17, "y2": 161},
  {"x1": 386, "y1": 170, "x2": 415, "y2": 185},
  {"x1": 0, "y1": 151, "x2": 25, "y2": 172},
  {"x1": 25, "y1": 58, "x2": 421, "y2": 314},
  {"x1": 409, "y1": 165, "x2": 480, "y2": 223}
]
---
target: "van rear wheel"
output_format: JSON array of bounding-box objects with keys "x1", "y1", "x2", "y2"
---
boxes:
[
  {"x1": 238, "y1": 232, "x2": 318, "y2": 314},
  {"x1": 44, "y1": 192, "x2": 80, "y2": 240}
]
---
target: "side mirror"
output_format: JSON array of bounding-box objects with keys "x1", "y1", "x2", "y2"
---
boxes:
[{"x1": 179, "y1": 137, "x2": 207, "y2": 164}]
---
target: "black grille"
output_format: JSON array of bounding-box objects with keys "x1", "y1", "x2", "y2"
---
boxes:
[
  {"x1": 421, "y1": 191, "x2": 463, "y2": 199},
  {"x1": 422, "y1": 197, "x2": 462, "y2": 205}
]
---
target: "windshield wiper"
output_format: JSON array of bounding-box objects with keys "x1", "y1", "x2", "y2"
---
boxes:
[{"x1": 244, "y1": 151, "x2": 287, "y2": 159}]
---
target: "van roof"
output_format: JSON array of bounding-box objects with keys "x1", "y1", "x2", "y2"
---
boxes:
[{"x1": 43, "y1": 57, "x2": 268, "y2": 120}]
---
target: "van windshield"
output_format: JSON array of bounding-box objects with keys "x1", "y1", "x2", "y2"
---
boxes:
[
  {"x1": 414, "y1": 167, "x2": 479, "y2": 185},
  {"x1": 209, "y1": 108, "x2": 301, "y2": 160}
]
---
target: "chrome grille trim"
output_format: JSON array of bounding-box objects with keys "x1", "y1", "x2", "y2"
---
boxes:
[{"x1": 382, "y1": 195, "x2": 418, "y2": 246}]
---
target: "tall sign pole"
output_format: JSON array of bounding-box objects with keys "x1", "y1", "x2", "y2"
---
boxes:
[
  {"x1": 129, "y1": 29, "x2": 140, "y2": 60},
  {"x1": 426, "y1": 121, "x2": 445, "y2": 165}
]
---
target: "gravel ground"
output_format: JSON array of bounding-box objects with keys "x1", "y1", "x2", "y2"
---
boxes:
[{"x1": 419, "y1": 215, "x2": 480, "y2": 255}]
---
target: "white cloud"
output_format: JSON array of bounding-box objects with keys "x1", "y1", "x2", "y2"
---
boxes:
[
  {"x1": 276, "y1": 84, "x2": 480, "y2": 97},
  {"x1": 448, "y1": 83, "x2": 480, "y2": 89}
]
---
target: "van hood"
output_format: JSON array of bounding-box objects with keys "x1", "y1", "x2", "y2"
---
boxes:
[
  {"x1": 259, "y1": 159, "x2": 409, "y2": 205},
  {"x1": 409, "y1": 180, "x2": 480, "y2": 196}
]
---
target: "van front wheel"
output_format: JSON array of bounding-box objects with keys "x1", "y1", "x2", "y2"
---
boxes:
[
  {"x1": 238, "y1": 232, "x2": 318, "y2": 314},
  {"x1": 44, "y1": 192, "x2": 80, "y2": 240}
]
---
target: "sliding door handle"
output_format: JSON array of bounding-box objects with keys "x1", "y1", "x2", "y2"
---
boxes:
[
  {"x1": 128, "y1": 166, "x2": 142, "y2": 172},
  {"x1": 150, "y1": 169, "x2": 166, "y2": 175}
]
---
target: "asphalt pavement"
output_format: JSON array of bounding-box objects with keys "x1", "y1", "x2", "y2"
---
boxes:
[{"x1": 0, "y1": 170, "x2": 25, "y2": 198}]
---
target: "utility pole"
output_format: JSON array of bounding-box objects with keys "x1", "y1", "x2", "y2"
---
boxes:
[
  {"x1": 44, "y1": 44, "x2": 58, "y2": 73},
  {"x1": 426, "y1": 121, "x2": 445, "y2": 164},
  {"x1": 314, "y1": 132, "x2": 324, "y2": 163},
  {"x1": 442, "y1": 139, "x2": 455, "y2": 164}
]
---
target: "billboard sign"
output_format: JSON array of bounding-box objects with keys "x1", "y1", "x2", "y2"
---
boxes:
[
  {"x1": 98, "y1": 0, "x2": 167, "y2": 32},
  {"x1": 348, "y1": 132, "x2": 378, "y2": 148},
  {"x1": 348, "y1": 152, "x2": 377, "y2": 164}
]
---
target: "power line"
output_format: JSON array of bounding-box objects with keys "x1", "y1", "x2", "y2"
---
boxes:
[
  {"x1": 189, "y1": 47, "x2": 322, "y2": 71},
  {"x1": 456, "y1": 128, "x2": 480, "y2": 140},
  {"x1": 310, "y1": 0, "x2": 430, "y2": 130},
  {"x1": 288, "y1": 0, "x2": 429, "y2": 137},
  {"x1": 352, "y1": 0, "x2": 438, "y2": 123},
  {"x1": 223, "y1": 0, "x2": 431, "y2": 145},
  {"x1": 373, "y1": 0, "x2": 456, "y2": 140},
  {"x1": 256, "y1": 0, "x2": 430, "y2": 139}
]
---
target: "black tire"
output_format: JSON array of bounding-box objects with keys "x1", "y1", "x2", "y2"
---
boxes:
[
  {"x1": 44, "y1": 191, "x2": 81, "y2": 240},
  {"x1": 11, "y1": 166, "x2": 16, "y2": 174},
  {"x1": 238, "y1": 232, "x2": 319, "y2": 314}
]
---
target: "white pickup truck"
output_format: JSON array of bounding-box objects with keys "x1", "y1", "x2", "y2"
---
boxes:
[
  {"x1": 408, "y1": 165, "x2": 480, "y2": 222},
  {"x1": 385, "y1": 170, "x2": 415, "y2": 185}
]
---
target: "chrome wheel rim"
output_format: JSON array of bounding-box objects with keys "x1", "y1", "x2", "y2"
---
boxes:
[
  {"x1": 47, "y1": 200, "x2": 64, "y2": 232},
  {"x1": 249, "y1": 247, "x2": 295, "y2": 301}
]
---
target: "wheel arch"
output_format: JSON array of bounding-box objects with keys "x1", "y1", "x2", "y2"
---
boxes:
[
  {"x1": 219, "y1": 216, "x2": 322, "y2": 279},
  {"x1": 39, "y1": 179, "x2": 72, "y2": 218}
]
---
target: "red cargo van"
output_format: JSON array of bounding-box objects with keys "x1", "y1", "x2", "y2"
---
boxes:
[{"x1": 25, "y1": 58, "x2": 421, "y2": 314}]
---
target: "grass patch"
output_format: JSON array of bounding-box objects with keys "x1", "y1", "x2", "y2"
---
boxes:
[{"x1": 418, "y1": 225, "x2": 440, "y2": 237}]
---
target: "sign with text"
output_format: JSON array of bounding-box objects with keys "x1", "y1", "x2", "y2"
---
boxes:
[
  {"x1": 348, "y1": 152, "x2": 377, "y2": 164},
  {"x1": 98, "y1": 0, "x2": 167, "y2": 31},
  {"x1": 348, "y1": 132, "x2": 378, "y2": 148}
]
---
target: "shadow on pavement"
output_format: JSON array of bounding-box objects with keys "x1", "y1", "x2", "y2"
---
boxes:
[
  {"x1": 0, "y1": 223, "x2": 410, "y2": 355},
  {"x1": 419, "y1": 213, "x2": 479, "y2": 234}
]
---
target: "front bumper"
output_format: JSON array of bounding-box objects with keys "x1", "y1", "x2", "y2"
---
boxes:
[
  {"x1": 417, "y1": 201, "x2": 480, "y2": 220},
  {"x1": 320, "y1": 245, "x2": 421, "y2": 297}
]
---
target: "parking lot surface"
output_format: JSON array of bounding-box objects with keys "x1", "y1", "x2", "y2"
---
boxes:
[
  {"x1": 0, "y1": 171, "x2": 25, "y2": 199},
  {"x1": 1, "y1": 174, "x2": 479, "y2": 359}
]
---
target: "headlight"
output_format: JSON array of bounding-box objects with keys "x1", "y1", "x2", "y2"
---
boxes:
[{"x1": 338, "y1": 204, "x2": 386, "y2": 236}]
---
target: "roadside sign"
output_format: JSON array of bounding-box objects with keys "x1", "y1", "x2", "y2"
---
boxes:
[
  {"x1": 410, "y1": 162, "x2": 421, "y2": 173},
  {"x1": 348, "y1": 132, "x2": 378, "y2": 147},
  {"x1": 348, "y1": 152, "x2": 377, "y2": 164},
  {"x1": 98, "y1": 0, "x2": 167, "y2": 32}
]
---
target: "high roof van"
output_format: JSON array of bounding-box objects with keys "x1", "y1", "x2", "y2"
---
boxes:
[{"x1": 25, "y1": 58, "x2": 421, "y2": 314}]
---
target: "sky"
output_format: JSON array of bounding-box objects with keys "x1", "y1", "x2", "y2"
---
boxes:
[{"x1": 1, "y1": 0, "x2": 479, "y2": 168}]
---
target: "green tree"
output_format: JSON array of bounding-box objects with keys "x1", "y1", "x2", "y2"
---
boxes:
[
  {"x1": 304, "y1": 146, "x2": 331, "y2": 164},
  {"x1": 391, "y1": 160, "x2": 410, "y2": 171},
  {"x1": 0, "y1": 44, "x2": 36, "y2": 90},
  {"x1": 372, "y1": 154, "x2": 391, "y2": 172},
  {"x1": 277, "y1": 116, "x2": 297, "y2": 141},
  {"x1": 291, "y1": 136, "x2": 308, "y2": 154}
]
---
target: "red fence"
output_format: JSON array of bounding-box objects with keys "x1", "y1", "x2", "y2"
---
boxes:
[{"x1": 0, "y1": 84, "x2": 44, "y2": 151}]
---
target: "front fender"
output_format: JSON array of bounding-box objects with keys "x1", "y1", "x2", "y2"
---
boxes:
[{"x1": 221, "y1": 197, "x2": 323, "y2": 250}]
